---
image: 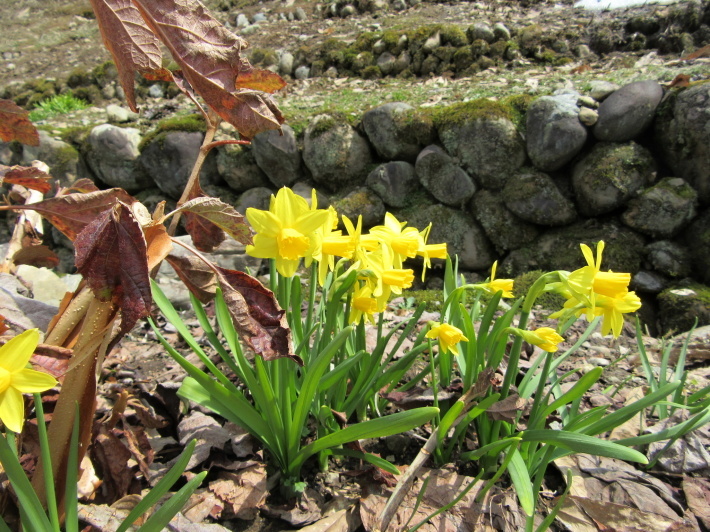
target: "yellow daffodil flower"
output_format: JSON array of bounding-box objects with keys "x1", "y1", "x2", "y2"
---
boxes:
[
  {"x1": 476, "y1": 261, "x2": 515, "y2": 298},
  {"x1": 0, "y1": 329, "x2": 57, "y2": 433},
  {"x1": 426, "y1": 322, "x2": 468, "y2": 354},
  {"x1": 316, "y1": 206, "x2": 357, "y2": 286},
  {"x1": 348, "y1": 283, "x2": 379, "y2": 325},
  {"x1": 368, "y1": 213, "x2": 423, "y2": 268},
  {"x1": 517, "y1": 327, "x2": 565, "y2": 353},
  {"x1": 246, "y1": 187, "x2": 330, "y2": 277},
  {"x1": 415, "y1": 223, "x2": 448, "y2": 281},
  {"x1": 592, "y1": 292, "x2": 642, "y2": 337},
  {"x1": 566, "y1": 241, "x2": 631, "y2": 307}
]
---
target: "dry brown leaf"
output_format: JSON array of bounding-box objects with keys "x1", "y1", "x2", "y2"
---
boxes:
[
  {"x1": 262, "y1": 487, "x2": 324, "y2": 527},
  {"x1": 297, "y1": 507, "x2": 362, "y2": 532},
  {"x1": 209, "y1": 465, "x2": 267, "y2": 520},
  {"x1": 487, "y1": 394, "x2": 530, "y2": 423},
  {"x1": 181, "y1": 184, "x2": 227, "y2": 253},
  {"x1": 92, "y1": 427, "x2": 134, "y2": 503},
  {"x1": 12, "y1": 245, "x2": 59, "y2": 269},
  {"x1": 682, "y1": 477, "x2": 710, "y2": 529},
  {"x1": 88, "y1": 0, "x2": 165, "y2": 112},
  {"x1": 0, "y1": 99, "x2": 39, "y2": 146},
  {"x1": 1, "y1": 165, "x2": 53, "y2": 193},
  {"x1": 165, "y1": 252, "x2": 217, "y2": 304},
  {"x1": 178, "y1": 195, "x2": 253, "y2": 248}
]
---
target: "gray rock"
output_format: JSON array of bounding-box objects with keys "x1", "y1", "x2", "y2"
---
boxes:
[
  {"x1": 503, "y1": 168, "x2": 577, "y2": 226},
  {"x1": 139, "y1": 131, "x2": 219, "y2": 199},
  {"x1": 340, "y1": 4, "x2": 356, "y2": 17},
  {"x1": 578, "y1": 107, "x2": 598, "y2": 126},
  {"x1": 394, "y1": 51, "x2": 412, "y2": 73},
  {"x1": 654, "y1": 83, "x2": 710, "y2": 205},
  {"x1": 588, "y1": 80, "x2": 619, "y2": 100},
  {"x1": 252, "y1": 12, "x2": 267, "y2": 23},
  {"x1": 403, "y1": 203, "x2": 494, "y2": 271},
  {"x1": 684, "y1": 209, "x2": 710, "y2": 284},
  {"x1": 148, "y1": 83, "x2": 164, "y2": 99},
  {"x1": 216, "y1": 143, "x2": 270, "y2": 192},
  {"x1": 594, "y1": 80, "x2": 664, "y2": 141},
  {"x1": 21, "y1": 130, "x2": 79, "y2": 186},
  {"x1": 361, "y1": 102, "x2": 434, "y2": 162},
  {"x1": 251, "y1": 124, "x2": 302, "y2": 187},
  {"x1": 0, "y1": 142, "x2": 17, "y2": 165},
  {"x1": 631, "y1": 271, "x2": 667, "y2": 294},
  {"x1": 646, "y1": 241, "x2": 691, "y2": 279},
  {"x1": 279, "y1": 52, "x2": 294, "y2": 76},
  {"x1": 294, "y1": 65, "x2": 310, "y2": 80},
  {"x1": 366, "y1": 161, "x2": 419, "y2": 208},
  {"x1": 392, "y1": 0, "x2": 407, "y2": 10},
  {"x1": 423, "y1": 32, "x2": 441, "y2": 52},
  {"x1": 294, "y1": 7, "x2": 307, "y2": 20},
  {"x1": 526, "y1": 94, "x2": 588, "y2": 171},
  {"x1": 324, "y1": 66, "x2": 338, "y2": 78},
  {"x1": 572, "y1": 141, "x2": 656, "y2": 216},
  {"x1": 0, "y1": 273, "x2": 59, "y2": 331},
  {"x1": 302, "y1": 114, "x2": 372, "y2": 191},
  {"x1": 468, "y1": 23, "x2": 495, "y2": 43},
  {"x1": 438, "y1": 109, "x2": 526, "y2": 190},
  {"x1": 373, "y1": 39, "x2": 387, "y2": 55},
  {"x1": 377, "y1": 52, "x2": 397, "y2": 75},
  {"x1": 657, "y1": 284, "x2": 710, "y2": 334},
  {"x1": 235, "y1": 187, "x2": 273, "y2": 215},
  {"x1": 291, "y1": 182, "x2": 328, "y2": 208},
  {"x1": 415, "y1": 145, "x2": 476, "y2": 207},
  {"x1": 105, "y1": 104, "x2": 137, "y2": 123},
  {"x1": 235, "y1": 14, "x2": 249, "y2": 28},
  {"x1": 85, "y1": 124, "x2": 152, "y2": 191},
  {"x1": 469, "y1": 189, "x2": 539, "y2": 253},
  {"x1": 622, "y1": 177, "x2": 697, "y2": 238},
  {"x1": 330, "y1": 187, "x2": 385, "y2": 228},
  {"x1": 492, "y1": 23, "x2": 511, "y2": 41}
]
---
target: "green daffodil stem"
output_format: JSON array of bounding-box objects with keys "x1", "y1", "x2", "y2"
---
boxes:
[{"x1": 34, "y1": 394, "x2": 60, "y2": 532}]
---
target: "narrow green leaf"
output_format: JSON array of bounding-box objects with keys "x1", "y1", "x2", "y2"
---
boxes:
[
  {"x1": 508, "y1": 448, "x2": 534, "y2": 516},
  {"x1": 461, "y1": 437, "x2": 521, "y2": 461},
  {"x1": 520, "y1": 430, "x2": 648, "y2": 464},
  {"x1": 138, "y1": 471, "x2": 208, "y2": 532},
  {"x1": 329, "y1": 448, "x2": 400, "y2": 475}
]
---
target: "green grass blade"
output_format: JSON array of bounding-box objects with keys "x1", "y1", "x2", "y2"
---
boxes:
[
  {"x1": 508, "y1": 448, "x2": 535, "y2": 516},
  {"x1": 328, "y1": 448, "x2": 400, "y2": 475},
  {"x1": 461, "y1": 437, "x2": 521, "y2": 461},
  {"x1": 137, "y1": 471, "x2": 208, "y2": 532},
  {"x1": 520, "y1": 430, "x2": 648, "y2": 463},
  {"x1": 118, "y1": 439, "x2": 198, "y2": 532}
]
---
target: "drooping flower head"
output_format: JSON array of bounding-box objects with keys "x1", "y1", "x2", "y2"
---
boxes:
[
  {"x1": 475, "y1": 261, "x2": 515, "y2": 298},
  {"x1": 246, "y1": 187, "x2": 330, "y2": 277},
  {"x1": 0, "y1": 329, "x2": 57, "y2": 433},
  {"x1": 426, "y1": 322, "x2": 468, "y2": 355},
  {"x1": 368, "y1": 213, "x2": 424, "y2": 268},
  {"x1": 516, "y1": 327, "x2": 565, "y2": 353}
]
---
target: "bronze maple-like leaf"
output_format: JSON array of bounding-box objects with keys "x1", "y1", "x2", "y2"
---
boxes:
[
  {"x1": 88, "y1": 0, "x2": 165, "y2": 112},
  {"x1": 215, "y1": 266, "x2": 300, "y2": 365},
  {"x1": 130, "y1": 0, "x2": 285, "y2": 139},
  {"x1": 177, "y1": 195, "x2": 253, "y2": 250},
  {"x1": 180, "y1": 183, "x2": 226, "y2": 253},
  {"x1": 1, "y1": 165, "x2": 53, "y2": 194},
  {"x1": 22, "y1": 188, "x2": 137, "y2": 241},
  {"x1": 0, "y1": 99, "x2": 39, "y2": 146},
  {"x1": 165, "y1": 253, "x2": 217, "y2": 304},
  {"x1": 74, "y1": 202, "x2": 151, "y2": 338}
]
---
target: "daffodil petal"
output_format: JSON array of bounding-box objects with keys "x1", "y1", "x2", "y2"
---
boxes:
[
  {"x1": 0, "y1": 387, "x2": 24, "y2": 433},
  {"x1": 246, "y1": 234, "x2": 279, "y2": 259},
  {"x1": 0, "y1": 329, "x2": 39, "y2": 373},
  {"x1": 12, "y1": 369, "x2": 57, "y2": 393},
  {"x1": 246, "y1": 208, "x2": 281, "y2": 236}
]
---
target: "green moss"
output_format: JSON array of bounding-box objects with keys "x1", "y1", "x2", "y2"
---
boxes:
[
  {"x1": 92, "y1": 61, "x2": 118, "y2": 86},
  {"x1": 433, "y1": 98, "x2": 515, "y2": 129},
  {"x1": 352, "y1": 51, "x2": 375, "y2": 73},
  {"x1": 250, "y1": 48, "x2": 278, "y2": 67},
  {"x1": 453, "y1": 46, "x2": 474, "y2": 70},
  {"x1": 53, "y1": 144, "x2": 80, "y2": 175},
  {"x1": 657, "y1": 282, "x2": 710, "y2": 333},
  {"x1": 407, "y1": 25, "x2": 442, "y2": 52},
  {"x1": 433, "y1": 46, "x2": 456, "y2": 63},
  {"x1": 513, "y1": 270, "x2": 566, "y2": 310},
  {"x1": 59, "y1": 124, "x2": 95, "y2": 146},
  {"x1": 70, "y1": 85, "x2": 101, "y2": 104},
  {"x1": 382, "y1": 30, "x2": 402, "y2": 51},
  {"x1": 307, "y1": 113, "x2": 348, "y2": 139},
  {"x1": 139, "y1": 113, "x2": 206, "y2": 151},
  {"x1": 440, "y1": 25, "x2": 468, "y2": 47},
  {"x1": 501, "y1": 94, "x2": 535, "y2": 131},
  {"x1": 353, "y1": 32, "x2": 380, "y2": 52},
  {"x1": 489, "y1": 41, "x2": 508, "y2": 58},
  {"x1": 66, "y1": 68, "x2": 92, "y2": 88},
  {"x1": 361, "y1": 65, "x2": 382, "y2": 79},
  {"x1": 403, "y1": 289, "x2": 444, "y2": 312}
]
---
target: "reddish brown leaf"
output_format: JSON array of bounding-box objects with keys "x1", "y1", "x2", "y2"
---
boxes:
[
  {"x1": 1, "y1": 165, "x2": 53, "y2": 193},
  {"x1": 0, "y1": 315, "x2": 8, "y2": 335},
  {"x1": 182, "y1": 183, "x2": 226, "y2": 253},
  {"x1": 12, "y1": 245, "x2": 59, "y2": 269},
  {"x1": 88, "y1": 0, "x2": 165, "y2": 112},
  {"x1": 20, "y1": 188, "x2": 136, "y2": 241},
  {"x1": 130, "y1": 0, "x2": 284, "y2": 139},
  {"x1": 74, "y1": 202, "x2": 151, "y2": 338},
  {"x1": 235, "y1": 68, "x2": 286, "y2": 94},
  {"x1": 31, "y1": 344, "x2": 73, "y2": 381},
  {"x1": 57, "y1": 179, "x2": 101, "y2": 196},
  {"x1": 667, "y1": 74, "x2": 691, "y2": 89},
  {"x1": 144, "y1": 224, "x2": 173, "y2": 271},
  {"x1": 165, "y1": 253, "x2": 217, "y2": 304},
  {"x1": 140, "y1": 67, "x2": 175, "y2": 82},
  {"x1": 92, "y1": 426, "x2": 134, "y2": 503},
  {"x1": 215, "y1": 266, "x2": 299, "y2": 365},
  {"x1": 681, "y1": 44, "x2": 710, "y2": 60},
  {"x1": 0, "y1": 99, "x2": 39, "y2": 146},
  {"x1": 178, "y1": 196, "x2": 253, "y2": 248}
]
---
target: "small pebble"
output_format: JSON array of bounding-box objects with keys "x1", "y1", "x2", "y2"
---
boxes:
[
  {"x1": 325, "y1": 472, "x2": 340, "y2": 485},
  {"x1": 578, "y1": 107, "x2": 598, "y2": 126},
  {"x1": 588, "y1": 357, "x2": 610, "y2": 366}
]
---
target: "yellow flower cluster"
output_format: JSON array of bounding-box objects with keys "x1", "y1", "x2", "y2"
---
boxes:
[
  {"x1": 551, "y1": 241, "x2": 641, "y2": 338},
  {"x1": 245, "y1": 188, "x2": 448, "y2": 324}
]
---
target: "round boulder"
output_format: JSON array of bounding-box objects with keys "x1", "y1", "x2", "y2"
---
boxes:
[
  {"x1": 645, "y1": 241, "x2": 691, "y2": 279},
  {"x1": 216, "y1": 143, "x2": 270, "y2": 193},
  {"x1": 469, "y1": 189, "x2": 539, "y2": 253},
  {"x1": 21, "y1": 130, "x2": 79, "y2": 187},
  {"x1": 572, "y1": 141, "x2": 656, "y2": 216},
  {"x1": 526, "y1": 93, "x2": 588, "y2": 171},
  {"x1": 361, "y1": 103, "x2": 434, "y2": 162},
  {"x1": 685, "y1": 209, "x2": 710, "y2": 284},
  {"x1": 302, "y1": 114, "x2": 372, "y2": 191},
  {"x1": 437, "y1": 101, "x2": 526, "y2": 190},
  {"x1": 654, "y1": 83, "x2": 710, "y2": 205},
  {"x1": 330, "y1": 187, "x2": 385, "y2": 228},
  {"x1": 366, "y1": 161, "x2": 420, "y2": 208},
  {"x1": 139, "y1": 131, "x2": 219, "y2": 199},
  {"x1": 251, "y1": 124, "x2": 302, "y2": 188},
  {"x1": 415, "y1": 145, "x2": 476, "y2": 207},
  {"x1": 85, "y1": 124, "x2": 152, "y2": 192},
  {"x1": 503, "y1": 168, "x2": 577, "y2": 226},
  {"x1": 593, "y1": 80, "x2": 664, "y2": 141},
  {"x1": 621, "y1": 177, "x2": 698, "y2": 238}
]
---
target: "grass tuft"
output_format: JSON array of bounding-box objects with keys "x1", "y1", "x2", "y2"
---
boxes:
[{"x1": 28, "y1": 93, "x2": 89, "y2": 121}]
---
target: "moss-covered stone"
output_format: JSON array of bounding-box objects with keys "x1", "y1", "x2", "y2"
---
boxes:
[
  {"x1": 433, "y1": 45, "x2": 456, "y2": 63},
  {"x1": 59, "y1": 124, "x2": 95, "y2": 147},
  {"x1": 489, "y1": 41, "x2": 508, "y2": 59},
  {"x1": 452, "y1": 46, "x2": 474, "y2": 70},
  {"x1": 501, "y1": 94, "x2": 534, "y2": 131},
  {"x1": 403, "y1": 289, "x2": 445, "y2": 312},
  {"x1": 440, "y1": 25, "x2": 468, "y2": 47},
  {"x1": 353, "y1": 32, "x2": 380, "y2": 52},
  {"x1": 361, "y1": 65, "x2": 382, "y2": 79},
  {"x1": 66, "y1": 68, "x2": 93, "y2": 88},
  {"x1": 433, "y1": 98, "x2": 515, "y2": 129},
  {"x1": 305, "y1": 112, "x2": 349, "y2": 140},
  {"x1": 92, "y1": 61, "x2": 118, "y2": 86},
  {"x1": 513, "y1": 270, "x2": 567, "y2": 310},
  {"x1": 250, "y1": 48, "x2": 279, "y2": 67},
  {"x1": 352, "y1": 51, "x2": 375, "y2": 73},
  {"x1": 470, "y1": 39, "x2": 490, "y2": 58},
  {"x1": 138, "y1": 113, "x2": 206, "y2": 151},
  {"x1": 657, "y1": 282, "x2": 710, "y2": 334},
  {"x1": 70, "y1": 85, "x2": 102, "y2": 104}
]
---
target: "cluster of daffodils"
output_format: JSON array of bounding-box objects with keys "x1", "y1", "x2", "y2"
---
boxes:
[
  {"x1": 551, "y1": 240, "x2": 642, "y2": 337},
  {"x1": 245, "y1": 187, "x2": 448, "y2": 325}
]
